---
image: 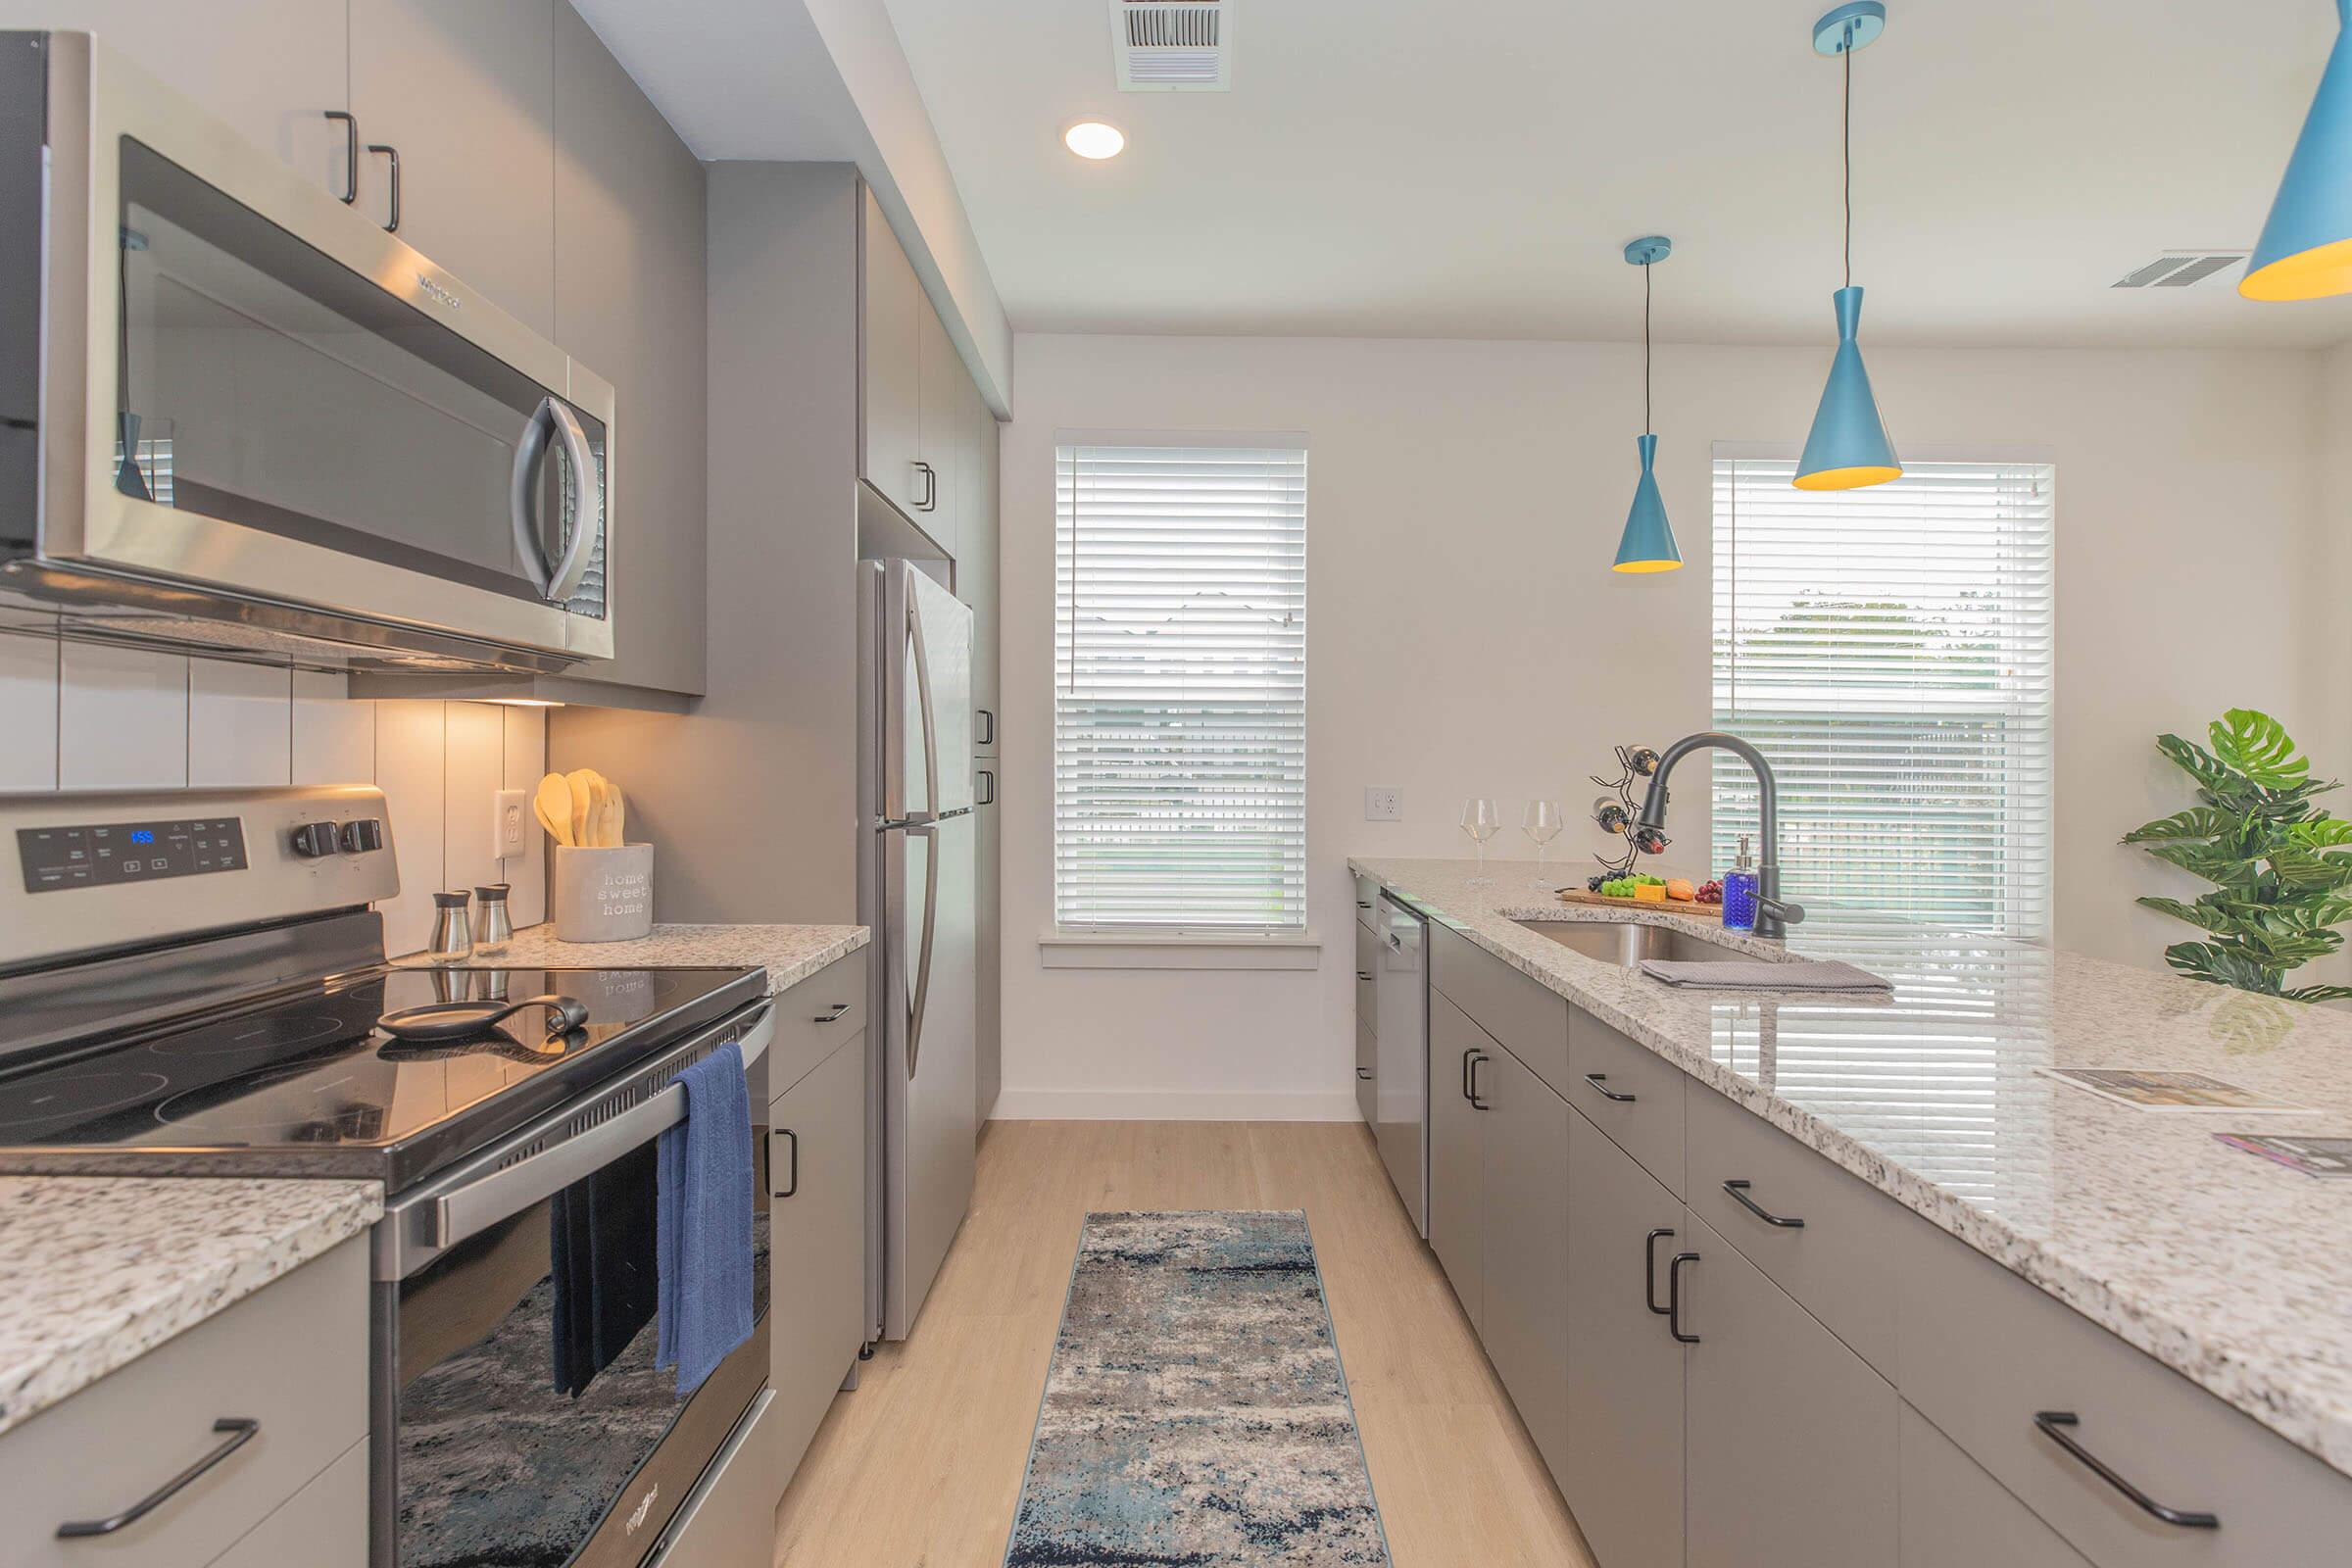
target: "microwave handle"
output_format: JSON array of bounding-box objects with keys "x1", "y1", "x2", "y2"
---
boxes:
[{"x1": 509, "y1": 397, "x2": 603, "y2": 604}]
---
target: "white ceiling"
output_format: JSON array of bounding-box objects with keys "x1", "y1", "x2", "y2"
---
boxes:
[{"x1": 870, "y1": 0, "x2": 2352, "y2": 348}]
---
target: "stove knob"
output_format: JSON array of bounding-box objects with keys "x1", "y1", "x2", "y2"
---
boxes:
[
  {"x1": 290, "y1": 821, "x2": 339, "y2": 858},
  {"x1": 339, "y1": 818, "x2": 384, "y2": 854}
]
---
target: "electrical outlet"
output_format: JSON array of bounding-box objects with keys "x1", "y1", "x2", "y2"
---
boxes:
[
  {"x1": 493, "y1": 788, "x2": 527, "y2": 858},
  {"x1": 1365, "y1": 787, "x2": 1402, "y2": 822}
]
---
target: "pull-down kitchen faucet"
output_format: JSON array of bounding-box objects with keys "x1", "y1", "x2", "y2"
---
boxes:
[{"x1": 1636, "y1": 732, "x2": 1807, "y2": 941}]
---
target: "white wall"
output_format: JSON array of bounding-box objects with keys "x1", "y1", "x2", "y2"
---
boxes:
[
  {"x1": 996, "y1": 332, "x2": 2338, "y2": 1118},
  {"x1": 0, "y1": 632, "x2": 545, "y2": 956}
]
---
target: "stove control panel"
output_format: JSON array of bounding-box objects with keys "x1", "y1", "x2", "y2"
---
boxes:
[{"x1": 18, "y1": 817, "x2": 249, "y2": 893}]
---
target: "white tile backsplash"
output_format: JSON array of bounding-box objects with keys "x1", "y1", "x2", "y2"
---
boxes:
[
  {"x1": 188, "y1": 660, "x2": 292, "y2": 786},
  {"x1": 5, "y1": 637, "x2": 545, "y2": 960},
  {"x1": 0, "y1": 632, "x2": 59, "y2": 791},
  {"x1": 57, "y1": 643, "x2": 187, "y2": 789}
]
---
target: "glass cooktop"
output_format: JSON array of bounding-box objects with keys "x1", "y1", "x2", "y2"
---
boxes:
[{"x1": 0, "y1": 964, "x2": 764, "y2": 1191}]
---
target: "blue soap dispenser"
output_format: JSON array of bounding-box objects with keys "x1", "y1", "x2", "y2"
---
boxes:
[{"x1": 1722, "y1": 835, "x2": 1760, "y2": 932}]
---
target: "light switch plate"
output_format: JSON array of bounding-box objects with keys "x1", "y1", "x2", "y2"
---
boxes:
[
  {"x1": 1365, "y1": 786, "x2": 1402, "y2": 821},
  {"x1": 494, "y1": 788, "x2": 528, "y2": 858}
]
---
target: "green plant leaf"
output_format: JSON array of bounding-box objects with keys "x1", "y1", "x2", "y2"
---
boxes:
[
  {"x1": 2134, "y1": 895, "x2": 2236, "y2": 933},
  {"x1": 2268, "y1": 845, "x2": 2352, "y2": 891},
  {"x1": 2121, "y1": 808, "x2": 2237, "y2": 844},
  {"x1": 2143, "y1": 840, "x2": 2263, "y2": 887},
  {"x1": 2282, "y1": 983, "x2": 2352, "y2": 1004},
  {"x1": 2287, "y1": 816, "x2": 2352, "y2": 848},
  {"x1": 2229, "y1": 929, "x2": 2342, "y2": 966},
  {"x1": 2163, "y1": 941, "x2": 2284, "y2": 995},
  {"x1": 2156, "y1": 733, "x2": 2240, "y2": 797},
  {"x1": 2210, "y1": 709, "x2": 2308, "y2": 789}
]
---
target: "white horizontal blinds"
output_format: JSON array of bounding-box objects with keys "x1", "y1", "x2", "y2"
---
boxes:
[
  {"x1": 1054, "y1": 444, "x2": 1308, "y2": 931},
  {"x1": 1711, "y1": 458, "x2": 2055, "y2": 942}
]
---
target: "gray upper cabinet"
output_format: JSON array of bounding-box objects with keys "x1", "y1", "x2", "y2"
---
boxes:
[
  {"x1": 860, "y1": 188, "x2": 927, "y2": 524},
  {"x1": 961, "y1": 373, "x2": 1001, "y2": 747},
  {"x1": 916, "y1": 302, "x2": 963, "y2": 556},
  {"x1": 16, "y1": 1, "x2": 351, "y2": 194},
  {"x1": 348, "y1": 0, "x2": 556, "y2": 337},
  {"x1": 549, "y1": 1, "x2": 708, "y2": 697},
  {"x1": 1477, "y1": 1043, "x2": 1572, "y2": 1485},
  {"x1": 1564, "y1": 1106, "x2": 1689, "y2": 1568}
]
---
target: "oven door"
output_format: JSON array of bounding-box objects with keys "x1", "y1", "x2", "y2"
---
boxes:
[
  {"x1": 371, "y1": 1005, "x2": 772, "y2": 1568},
  {"x1": 18, "y1": 32, "x2": 612, "y2": 668}
]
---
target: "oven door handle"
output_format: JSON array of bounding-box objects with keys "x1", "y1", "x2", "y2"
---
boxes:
[{"x1": 426, "y1": 1004, "x2": 774, "y2": 1257}]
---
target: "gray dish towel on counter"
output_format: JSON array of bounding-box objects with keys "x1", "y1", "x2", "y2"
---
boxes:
[
  {"x1": 655, "y1": 1040, "x2": 756, "y2": 1396},
  {"x1": 1638, "y1": 956, "x2": 1892, "y2": 992}
]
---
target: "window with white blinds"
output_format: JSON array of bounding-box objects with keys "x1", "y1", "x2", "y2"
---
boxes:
[
  {"x1": 1054, "y1": 443, "x2": 1308, "y2": 932},
  {"x1": 1711, "y1": 457, "x2": 2055, "y2": 941}
]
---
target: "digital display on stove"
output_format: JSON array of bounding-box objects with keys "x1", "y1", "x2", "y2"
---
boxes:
[{"x1": 17, "y1": 817, "x2": 248, "y2": 893}]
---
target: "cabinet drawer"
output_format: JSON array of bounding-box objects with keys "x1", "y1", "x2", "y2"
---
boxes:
[
  {"x1": 1354, "y1": 874, "x2": 1380, "y2": 932},
  {"x1": 1897, "y1": 1219, "x2": 2352, "y2": 1566},
  {"x1": 1354, "y1": 921, "x2": 1379, "y2": 1029},
  {"x1": 1565, "y1": 1005, "x2": 1687, "y2": 1198},
  {"x1": 1684, "y1": 1083, "x2": 1902, "y2": 1376},
  {"x1": 766, "y1": 948, "x2": 870, "y2": 1098},
  {"x1": 208, "y1": 1438, "x2": 368, "y2": 1568},
  {"x1": 1900, "y1": 1403, "x2": 2088, "y2": 1568},
  {"x1": 1428, "y1": 922, "x2": 1569, "y2": 1097},
  {"x1": 1, "y1": 1235, "x2": 368, "y2": 1568}
]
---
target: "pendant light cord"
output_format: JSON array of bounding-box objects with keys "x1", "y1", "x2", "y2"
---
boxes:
[
  {"x1": 1842, "y1": 39, "x2": 1853, "y2": 289},
  {"x1": 1642, "y1": 259, "x2": 1653, "y2": 432}
]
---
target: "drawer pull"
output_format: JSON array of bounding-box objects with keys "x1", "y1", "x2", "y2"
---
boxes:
[
  {"x1": 2032, "y1": 1411, "x2": 2220, "y2": 1530},
  {"x1": 1723, "y1": 1178, "x2": 1805, "y2": 1228},
  {"x1": 1644, "y1": 1227, "x2": 1676, "y2": 1315},
  {"x1": 1667, "y1": 1252, "x2": 1700, "y2": 1344},
  {"x1": 57, "y1": 1417, "x2": 260, "y2": 1538},
  {"x1": 1467, "y1": 1051, "x2": 1492, "y2": 1110},
  {"x1": 814, "y1": 1003, "x2": 851, "y2": 1023},
  {"x1": 1355, "y1": 900, "x2": 1372, "y2": 909},
  {"x1": 1584, "y1": 1071, "x2": 1637, "y2": 1102},
  {"x1": 772, "y1": 1128, "x2": 801, "y2": 1198},
  {"x1": 1356, "y1": 1066, "x2": 1373, "y2": 1080},
  {"x1": 1356, "y1": 970, "x2": 1375, "y2": 982}
]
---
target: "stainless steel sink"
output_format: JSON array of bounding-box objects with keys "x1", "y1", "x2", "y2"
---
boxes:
[{"x1": 1513, "y1": 919, "x2": 1760, "y2": 967}]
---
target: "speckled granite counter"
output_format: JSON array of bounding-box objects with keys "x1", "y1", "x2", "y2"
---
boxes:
[
  {"x1": 0, "y1": 1177, "x2": 380, "y2": 1437},
  {"x1": 402, "y1": 922, "x2": 869, "y2": 994},
  {"x1": 1350, "y1": 856, "x2": 2352, "y2": 1476}
]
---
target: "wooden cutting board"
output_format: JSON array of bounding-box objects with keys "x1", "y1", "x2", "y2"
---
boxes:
[{"x1": 1551, "y1": 888, "x2": 1730, "y2": 922}]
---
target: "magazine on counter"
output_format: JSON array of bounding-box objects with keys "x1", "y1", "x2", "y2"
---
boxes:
[
  {"x1": 2035, "y1": 1066, "x2": 2313, "y2": 1114},
  {"x1": 2214, "y1": 1133, "x2": 2352, "y2": 1177}
]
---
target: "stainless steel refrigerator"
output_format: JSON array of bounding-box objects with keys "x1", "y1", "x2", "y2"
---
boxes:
[{"x1": 858, "y1": 560, "x2": 979, "y2": 1342}]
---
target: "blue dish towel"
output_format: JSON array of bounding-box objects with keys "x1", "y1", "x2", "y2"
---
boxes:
[{"x1": 655, "y1": 1040, "x2": 756, "y2": 1396}]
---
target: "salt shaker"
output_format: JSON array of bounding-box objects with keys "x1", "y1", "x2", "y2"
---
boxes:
[
  {"x1": 473, "y1": 883, "x2": 514, "y2": 957},
  {"x1": 426, "y1": 890, "x2": 473, "y2": 964}
]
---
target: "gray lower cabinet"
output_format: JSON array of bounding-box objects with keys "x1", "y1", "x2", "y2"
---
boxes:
[
  {"x1": 1563, "y1": 1106, "x2": 1688, "y2": 1568},
  {"x1": 767, "y1": 1028, "x2": 869, "y2": 1485},
  {"x1": 348, "y1": 0, "x2": 556, "y2": 335},
  {"x1": 1683, "y1": 1213, "x2": 1898, "y2": 1568},
  {"x1": 1353, "y1": 1016, "x2": 1377, "y2": 1125},
  {"x1": 1900, "y1": 1402, "x2": 2090, "y2": 1568},
  {"x1": 1427, "y1": 989, "x2": 1488, "y2": 1332},
  {"x1": 1477, "y1": 1043, "x2": 1572, "y2": 1483},
  {"x1": 209, "y1": 1439, "x2": 369, "y2": 1568}
]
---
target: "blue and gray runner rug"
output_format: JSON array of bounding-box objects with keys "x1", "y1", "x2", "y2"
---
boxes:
[{"x1": 1004, "y1": 1210, "x2": 1392, "y2": 1567}]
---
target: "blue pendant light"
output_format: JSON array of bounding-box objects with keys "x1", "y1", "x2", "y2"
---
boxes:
[
  {"x1": 1795, "y1": 2, "x2": 1901, "y2": 492},
  {"x1": 1614, "y1": 237, "x2": 1681, "y2": 573},
  {"x1": 2243, "y1": 0, "x2": 2352, "y2": 300}
]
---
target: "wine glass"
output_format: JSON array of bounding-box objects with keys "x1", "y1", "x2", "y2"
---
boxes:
[
  {"x1": 1460, "y1": 798, "x2": 1502, "y2": 885},
  {"x1": 1523, "y1": 799, "x2": 1564, "y2": 889}
]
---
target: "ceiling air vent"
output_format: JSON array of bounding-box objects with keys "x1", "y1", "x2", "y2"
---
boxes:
[
  {"x1": 1110, "y1": 0, "x2": 1232, "y2": 92},
  {"x1": 2110, "y1": 252, "x2": 2248, "y2": 289}
]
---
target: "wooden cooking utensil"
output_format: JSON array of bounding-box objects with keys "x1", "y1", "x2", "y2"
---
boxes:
[
  {"x1": 564, "y1": 769, "x2": 596, "y2": 848},
  {"x1": 535, "y1": 773, "x2": 574, "y2": 847},
  {"x1": 603, "y1": 781, "x2": 626, "y2": 848}
]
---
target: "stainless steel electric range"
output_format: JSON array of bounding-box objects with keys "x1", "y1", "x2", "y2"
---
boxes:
[{"x1": 0, "y1": 785, "x2": 778, "y2": 1568}]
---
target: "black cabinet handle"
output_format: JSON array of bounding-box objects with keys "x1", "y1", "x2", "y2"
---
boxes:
[
  {"x1": 913, "y1": 461, "x2": 938, "y2": 511},
  {"x1": 1668, "y1": 1252, "x2": 1700, "y2": 1343},
  {"x1": 1644, "y1": 1227, "x2": 1676, "y2": 1315},
  {"x1": 324, "y1": 110, "x2": 359, "y2": 203},
  {"x1": 977, "y1": 709, "x2": 997, "y2": 746},
  {"x1": 367, "y1": 142, "x2": 400, "y2": 231},
  {"x1": 1468, "y1": 1052, "x2": 1491, "y2": 1110},
  {"x1": 772, "y1": 1128, "x2": 801, "y2": 1198},
  {"x1": 1355, "y1": 899, "x2": 1372, "y2": 909},
  {"x1": 2033, "y1": 1412, "x2": 2219, "y2": 1529},
  {"x1": 1723, "y1": 1179, "x2": 1805, "y2": 1228},
  {"x1": 1460, "y1": 1047, "x2": 1477, "y2": 1102},
  {"x1": 1356, "y1": 969, "x2": 1374, "y2": 982},
  {"x1": 1356, "y1": 1066, "x2": 1373, "y2": 1080},
  {"x1": 57, "y1": 1418, "x2": 259, "y2": 1538},
  {"x1": 1584, "y1": 1072, "x2": 1637, "y2": 1102},
  {"x1": 977, "y1": 768, "x2": 997, "y2": 807},
  {"x1": 814, "y1": 1003, "x2": 851, "y2": 1023}
]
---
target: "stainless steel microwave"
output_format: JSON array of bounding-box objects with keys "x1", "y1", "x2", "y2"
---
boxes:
[{"x1": 0, "y1": 31, "x2": 613, "y2": 672}]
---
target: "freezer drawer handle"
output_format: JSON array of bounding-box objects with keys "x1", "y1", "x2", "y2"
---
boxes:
[
  {"x1": 2033, "y1": 1412, "x2": 2219, "y2": 1529},
  {"x1": 1644, "y1": 1228, "x2": 1676, "y2": 1315},
  {"x1": 1723, "y1": 1179, "x2": 1805, "y2": 1228},
  {"x1": 1584, "y1": 1072, "x2": 1637, "y2": 1103},
  {"x1": 56, "y1": 1418, "x2": 259, "y2": 1538}
]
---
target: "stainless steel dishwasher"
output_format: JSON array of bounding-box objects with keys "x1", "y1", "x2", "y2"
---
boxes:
[{"x1": 1373, "y1": 893, "x2": 1429, "y2": 1235}]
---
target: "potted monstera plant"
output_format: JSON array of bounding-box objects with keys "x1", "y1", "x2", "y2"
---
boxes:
[{"x1": 2122, "y1": 709, "x2": 2352, "y2": 1002}]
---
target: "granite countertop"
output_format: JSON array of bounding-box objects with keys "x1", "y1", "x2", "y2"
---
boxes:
[
  {"x1": 1350, "y1": 856, "x2": 2352, "y2": 1477},
  {"x1": 0, "y1": 1177, "x2": 381, "y2": 1438},
  {"x1": 403, "y1": 922, "x2": 870, "y2": 995}
]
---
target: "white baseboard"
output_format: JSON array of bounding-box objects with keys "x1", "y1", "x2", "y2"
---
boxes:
[{"x1": 987, "y1": 1087, "x2": 1363, "y2": 1122}]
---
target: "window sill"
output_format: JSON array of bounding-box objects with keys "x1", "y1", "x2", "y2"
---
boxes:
[{"x1": 1038, "y1": 930, "x2": 1324, "y2": 971}]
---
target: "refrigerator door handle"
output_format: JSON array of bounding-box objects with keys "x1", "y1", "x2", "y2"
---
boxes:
[
  {"x1": 905, "y1": 820, "x2": 940, "y2": 1078},
  {"x1": 907, "y1": 583, "x2": 943, "y2": 818}
]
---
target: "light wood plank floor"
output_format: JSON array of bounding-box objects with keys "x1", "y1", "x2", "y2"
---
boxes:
[{"x1": 771, "y1": 1120, "x2": 1595, "y2": 1567}]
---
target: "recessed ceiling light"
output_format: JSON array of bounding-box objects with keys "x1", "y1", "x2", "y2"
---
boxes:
[{"x1": 1064, "y1": 122, "x2": 1126, "y2": 160}]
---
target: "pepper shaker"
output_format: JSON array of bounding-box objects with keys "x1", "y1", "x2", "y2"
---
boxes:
[
  {"x1": 426, "y1": 890, "x2": 473, "y2": 964},
  {"x1": 473, "y1": 883, "x2": 514, "y2": 957}
]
